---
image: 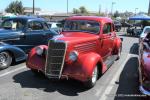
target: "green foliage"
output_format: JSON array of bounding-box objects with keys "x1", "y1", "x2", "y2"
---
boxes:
[
  {"x1": 5, "y1": 1, "x2": 24, "y2": 14},
  {"x1": 73, "y1": 8, "x2": 80, "y2": 14},
  {"x1": 72, "y1": 6, "x2": 88, "y2": 14},
  {"x1": 113, "y1": 11, "x2": 120, "y2": 18}
]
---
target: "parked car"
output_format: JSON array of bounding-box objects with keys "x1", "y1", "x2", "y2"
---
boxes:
[
  {"x1": 47, "y1": 22, "x2": 62, "y2": 33},
  {"x1": 114, "y1": 20, "x2": 122, "y2": 32},
  {"x1": 127, "y1": 27, "x2": 142, "y2": 36},
  {"x1": 140, "y1": 26, "x2": 150, "y2": 38},
  {"x1": 26, "y1": 16, "x2": 122, "y2": 88},
  {"x1": 139, "y1": 31, "x2": 150, "y2": 95},
  {"x1": 0, "y1": 16, "x2": 58, "y2": 69}
]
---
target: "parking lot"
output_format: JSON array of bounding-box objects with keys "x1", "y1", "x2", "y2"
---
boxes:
[{"x1": 0, "y1": 31, "x2": 146, "y2": 100}]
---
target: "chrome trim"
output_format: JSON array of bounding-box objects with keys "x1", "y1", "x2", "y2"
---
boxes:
[
  {"x1": 45, "y1": 40, "x2": 67, "y2": 79},
  {"x1": 140, "y1": 85, "x2": 150, "y2": 95}
]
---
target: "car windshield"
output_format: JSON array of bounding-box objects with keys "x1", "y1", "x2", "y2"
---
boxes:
[
  {"x1": 144, "y1": 28, "x2": 150, "y2": 33},
  {"x1": 63, "y1": 20, "x2": 100, "y2": 34},
  {"x1": 1, "y1": 19, "x2": 26, "y2": 30}
]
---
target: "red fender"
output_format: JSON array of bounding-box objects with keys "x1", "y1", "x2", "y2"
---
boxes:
[
  {"x1": 113, "y1": 38, "x2": 122, "y2": 55},
  {"x1": 26, "y1": 45, "x2": 48, "y2": 71},
  {"x1": 78, "y1": 52, "x2": 106, "y2": 78}
]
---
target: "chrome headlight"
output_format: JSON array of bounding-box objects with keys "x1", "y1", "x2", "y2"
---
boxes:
[
  {"x1": 69, "y1": 51, "x2": 78, "y2": 61},
  {"x1": 35, "y1": 47, "x2": 44, "y2": 56}
]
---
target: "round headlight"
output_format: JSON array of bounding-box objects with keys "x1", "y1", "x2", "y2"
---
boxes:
[
  {"x1": 35, "y1": 47, "x2": 43, "y2": 55},
  {"x1": 69, "y1": 51, "x2": 78, "y2": 62}
]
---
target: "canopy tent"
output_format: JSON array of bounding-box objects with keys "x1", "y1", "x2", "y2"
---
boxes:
[{"x1": 129, "y1": 14, "x2": 150, "y2": 20}]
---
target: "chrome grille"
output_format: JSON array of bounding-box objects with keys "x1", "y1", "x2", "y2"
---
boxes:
[{"x1": 45, "y1": 40, "x2": 67, "y2": 79}]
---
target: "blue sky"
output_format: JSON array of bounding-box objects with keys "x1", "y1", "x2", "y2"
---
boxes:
[{"x1": 0, "y1": 0, "x2": 149, "y2": 13}]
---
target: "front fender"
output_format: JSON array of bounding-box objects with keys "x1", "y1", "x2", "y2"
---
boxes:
[
  {"x1": 0, "y1": 43, "x2": 26, "y2": 62},
  {"x1": 78, "y1": 52, "x2": 104, "y2": 78}
]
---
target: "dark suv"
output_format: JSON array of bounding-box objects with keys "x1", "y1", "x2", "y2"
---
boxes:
[
  {"x1": 0, "y1": 16, "x2": 58, "y2": 69},
  {"x1": 114, "y1": 20, "x2": 122, "y2": 32}
]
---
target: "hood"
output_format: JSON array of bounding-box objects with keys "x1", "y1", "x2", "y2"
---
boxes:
[
  {"x1": 0, "y1": 28, "x2": 21, "y2": 40},
  {"x1": 56, "y1": 32, "x2": 99, "y2": 44}
]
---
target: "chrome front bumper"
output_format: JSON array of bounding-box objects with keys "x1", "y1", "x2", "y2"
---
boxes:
[{"x1": 140, "y1": 85, "x2": 150, "y2": 95}]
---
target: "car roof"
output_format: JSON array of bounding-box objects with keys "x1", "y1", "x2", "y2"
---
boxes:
[
  {"x1": 4, "y1": 16, "x2": 45, "y2": 22},
  {"x1": 144, "y1": 26, "x2": 150, "y2": 29},
  {"x1": 66, "y1": 16, "x2": 113, "y2": 23}
]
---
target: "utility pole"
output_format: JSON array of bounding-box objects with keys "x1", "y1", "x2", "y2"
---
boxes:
[
  {"x1": 33, "y1": 0, "x2": 35, "y2": 15},
  {"x1": 111, "y1": 2, "x2": 116, "y2": 16},
  {"x1": 99, "y1": 4, "x2": 101, "y2": 14},
  {"x1": 67, "y1": 0, "x2": 68, "y2": 14},
  {"x1": 148, "y1": 0, "x2": 150, "y2": 15},
  {"x1": 135, "y1": 8, "x2": 138, "y2": 15}
]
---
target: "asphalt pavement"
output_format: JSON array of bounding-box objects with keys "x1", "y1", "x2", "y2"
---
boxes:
[{"x1": 0, "y1": 31, "x2": 147, "y2": 100}]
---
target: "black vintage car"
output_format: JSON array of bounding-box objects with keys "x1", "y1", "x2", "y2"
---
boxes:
[
  {"x1": 0, "y1": 16, "x2": 58, "y2": 69},
  {"x1": 114, "y1": 20, "x2": 122, "y2": 32}
]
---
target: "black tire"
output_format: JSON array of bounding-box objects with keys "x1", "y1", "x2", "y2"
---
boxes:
[
  {"x1": 0, "y1": 51, "x2": 12, "y2": 69},
  {"x1": 84, "y1": 66, "x2": 99, "y2": 88}
]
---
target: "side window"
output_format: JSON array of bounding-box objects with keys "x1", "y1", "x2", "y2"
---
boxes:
[
  {"x1": 43, "y1": 22, "x2": 49, "y2": 30},
  {"x1": 103, "y1": 23, "x2": 111, "y2": 34},
  {"x1": 28, "y1": 21, "x2": 44, "y2": 31}
]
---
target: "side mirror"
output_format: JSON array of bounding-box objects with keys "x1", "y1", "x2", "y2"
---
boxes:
[{"x1": 120, "y1": 38, "x2": 123, "y2": 41}]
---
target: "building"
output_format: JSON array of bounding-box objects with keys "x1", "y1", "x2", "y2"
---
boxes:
[{"x1": 24, "y1": 7, "x2": 41, "y2": 15}]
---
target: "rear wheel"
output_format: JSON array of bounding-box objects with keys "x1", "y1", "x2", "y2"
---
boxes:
[
  {"x1": 84, "y1": 66, "x2": 99, "y2": 88},
  {"x1": 0, "y1": 51, "x2": 12, "y2": 69}
]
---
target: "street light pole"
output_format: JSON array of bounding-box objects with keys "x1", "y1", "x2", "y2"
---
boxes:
[
  {"x1": 111, "y1": 2, "x2": 116, "y2": 16},
  {"x1": 33, "y1": 0, "x2": 35, "y2": 15},
  {"x1": 135, "y1": 8, "x2": 138, "y2": 15},
  {"x1": 67, "y1": 0, "x2": 68, "y2": 14}
]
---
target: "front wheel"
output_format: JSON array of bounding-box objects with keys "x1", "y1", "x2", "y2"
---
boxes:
[
  {"x1": 0, "y1": 52, "x2": 12, "y2": 69},
  {"x1": 84, "y1": 66, "x2": 99, "y2": 88}
]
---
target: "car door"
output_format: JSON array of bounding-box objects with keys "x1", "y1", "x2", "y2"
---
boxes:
[{"x1": 99, "y1": 23, "x2": 114, "y2": 60}]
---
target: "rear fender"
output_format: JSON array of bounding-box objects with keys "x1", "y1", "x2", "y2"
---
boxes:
[
  {"x1": 78, "y1": 52, "x2": 106, "y2": 78},
  {"x1": 0, "y1": 44, "x2": 26, "y2": 62},
  {"x1": 113, "y1": 38, "x2": 122, "y2": 55}
]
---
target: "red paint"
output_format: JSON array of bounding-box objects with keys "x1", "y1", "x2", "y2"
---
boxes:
[{"x1": 26, "y1": 16, "x2": 122, "y2": 82}]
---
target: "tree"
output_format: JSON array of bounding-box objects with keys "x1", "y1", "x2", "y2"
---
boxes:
[
  {"x1": 73, "y1": 8, "x2": 80, "y2": 14},
  {"x1": 113, "y1": 10, "x2": 120, "y2": 18},
  {"x1": 5, "y1": 1, "x2": 24, "y2": 14},
  {"x1": 79, "y1": 6, "x2": 88, "y2": 14}
]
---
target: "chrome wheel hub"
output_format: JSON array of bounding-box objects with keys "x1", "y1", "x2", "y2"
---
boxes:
[
  {"x1": 0, "y1": 52, "x2": 8, "y2": 66},
  {"x1": 92, "y1": 67, "x2": 98, "y2": 83}
]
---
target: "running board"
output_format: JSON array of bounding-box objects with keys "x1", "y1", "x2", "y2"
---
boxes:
[{"x1": 104, "y1": 55, "x2": 117, "y2": 68}]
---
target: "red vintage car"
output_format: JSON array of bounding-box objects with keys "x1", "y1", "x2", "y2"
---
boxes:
[
  {"x1": 139, "y1": 32, "x2": 150, "y2": 95},
  {"x1": 26, "y1": 16, "x2": 122, "y2": 88}
]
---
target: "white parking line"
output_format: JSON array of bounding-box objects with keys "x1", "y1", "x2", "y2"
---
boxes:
[
  {"x1": 99, "y1": 54, "x2": 131, "y2": 100},
  {"x1": 0, "y1": 66, "x2": 26, "y2": 78}
]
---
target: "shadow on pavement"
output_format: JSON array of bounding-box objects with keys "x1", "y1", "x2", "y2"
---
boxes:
[
  {"x1": 114, "y1": 57, "x2": 145, "y2": 100},
  {"x1": 13, "y1": 70, "x2": 88, "y2": 96},
  {"x1": 129, "y1": 43, "x2": 139, "y2": 55}
]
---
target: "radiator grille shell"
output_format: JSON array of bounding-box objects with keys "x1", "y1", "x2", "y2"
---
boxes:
[{"x1": 45, "y1": 40, "x2": 67, "y2": 79}]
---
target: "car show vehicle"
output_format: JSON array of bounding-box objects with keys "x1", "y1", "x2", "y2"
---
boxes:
[
  {"x1": 26, "y1": 16, "x2": 122, "y2": 88},
  {"x1": 139, "y1": 31, "x2": 150, "y2": 95},
  {"x1": 0, "y1": 16, "x2": 58, "y2": 69},
  {"x1": 47, "y1": 22, "x2": 62, "y2": 33},
  {"x1": 114, "y1": 20, "x2": 122, "y2": 32}
]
